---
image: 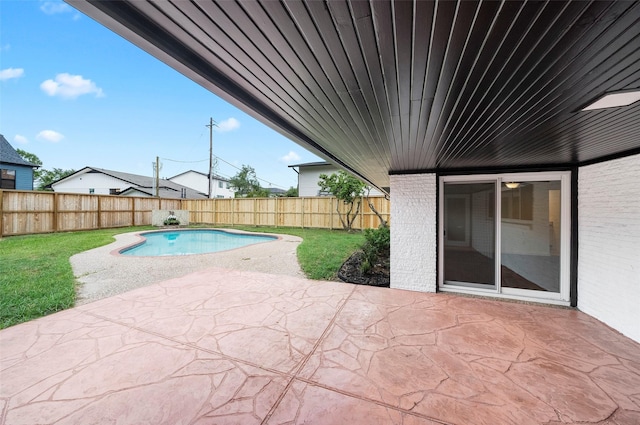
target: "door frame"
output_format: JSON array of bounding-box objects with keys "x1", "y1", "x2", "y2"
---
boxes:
[{"x1": 438, "y1": 171, "x2": 571, "y2": 306}]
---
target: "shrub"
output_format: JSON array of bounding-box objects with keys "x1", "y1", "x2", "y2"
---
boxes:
[
  {"x1": 361, "y1": 226, "x2": 390, "y2": 273},
  {"x1": 163, "y1": 217, "x2": 180, "y2": 226}
]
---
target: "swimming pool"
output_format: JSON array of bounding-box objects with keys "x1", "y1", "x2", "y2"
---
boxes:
[{"x1": 119, "y1": 229, "x2": 277, "y2": 256}]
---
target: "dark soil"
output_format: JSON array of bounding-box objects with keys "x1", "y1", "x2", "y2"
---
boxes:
[{"x1": 338, "y1": 250, "x2": 390, "y2": 287}]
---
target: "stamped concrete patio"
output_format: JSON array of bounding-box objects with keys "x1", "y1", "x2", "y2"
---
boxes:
[{"x1": 1, "y1": 267, "x2": 639, "y2": 425}]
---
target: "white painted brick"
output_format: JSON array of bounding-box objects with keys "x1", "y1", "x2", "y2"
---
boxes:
[
  {"x1": 390, "y1": 174, "x2": 437, "y2": 292},
  {"x1": 579, "y1": 154, "x2": 640, "y2": 343}
]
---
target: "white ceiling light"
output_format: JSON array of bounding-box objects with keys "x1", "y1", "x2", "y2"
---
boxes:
[
  {"x1": 505, "y1": 182, "x2": 520, "y2": 189},
  {"x1": 581, "y1": 90, "x2": 640, "y2": 111}
]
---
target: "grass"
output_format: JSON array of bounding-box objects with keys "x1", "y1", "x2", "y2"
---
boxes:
[
  {"x1": 0, "y1": 225, "x2": 364, "y2": 329},
  {"x1": 0, "y1": 226, "x2": 154, "y2": 329}
]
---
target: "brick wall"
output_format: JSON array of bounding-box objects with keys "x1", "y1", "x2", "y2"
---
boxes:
[
  {"x1": 390, "y1": 173, "x2": 437, "y2": 292},
  {"x1": 579, "y1": 153, "x2": 640, "y2": 343}
]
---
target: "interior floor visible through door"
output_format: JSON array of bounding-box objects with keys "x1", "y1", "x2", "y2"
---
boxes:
[{"x1": 444, "y1": 247, "x2": 547, "y2": 291}]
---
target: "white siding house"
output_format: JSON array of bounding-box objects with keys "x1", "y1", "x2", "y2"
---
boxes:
[
  {"x1": 169, "y1": 170, "x2": 234, "y2": 198},
  {"x1": 289, "y1": 162, "x2": 384, "y2": 197},
  {"x1": 50, "y1": 167, "x2": 206, "y2": 199}
]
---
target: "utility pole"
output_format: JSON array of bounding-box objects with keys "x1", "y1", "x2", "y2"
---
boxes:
[
  {"x1": 155, "y1": 156, "x2": 160, "y2": 197},
  {"x1": 206, "y1": 117, "x2": 217, "y2": 198}
]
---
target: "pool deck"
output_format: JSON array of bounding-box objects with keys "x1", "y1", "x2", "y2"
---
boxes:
[
  {"x1": 1, "y1": 266, "x2": 639, "y2": 424},
  {"x1": 71, "y1": 229, "x2": 304, "y2": 304}
]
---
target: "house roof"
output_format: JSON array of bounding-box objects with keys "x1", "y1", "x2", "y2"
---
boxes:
[
  {"x1": 67, "y1": 1, "x2": 640, "y2": 192},
  {"x1": 267, "y1": 187, "x2": 286, "y2": 195},
  {"x1": 0, "y1": 135, "x2": 38, "y2": 168},
  {"x1": 287, "y1": 162, "x2": 332, "y2": 169},
  {"x1": 169, "y1": 169, "x2": 230, "y2": 182},
  {"x1": 52, "y1": 166, "x2": 208, "y2": 199}
]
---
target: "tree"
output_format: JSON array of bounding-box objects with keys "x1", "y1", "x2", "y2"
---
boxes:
[
  {"x1": 365, "y1": 187, "x2": 388, "y2": 228},
  {"x1": 229, "y1": 165, "x2": 269, "y2": 198},
  {"x1": 284, "y1": 186, "x2": 298, "y2": 197},
  {"x1": 17, "y1": 149, "x2": 74, "y2": 190},
  {"x1": 37, "y1": 168, "x2": 76, "y2": 190},
  {"x1": 318, "y1": 171, "x2": 366, "y2": 232}
]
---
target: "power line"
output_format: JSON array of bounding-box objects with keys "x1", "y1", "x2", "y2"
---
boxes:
[
  {"x1": 161, "y1": 157, "x2": 208, "y2": 164},
  {"x1": 162, "y1": 154, "x2": 289, "y2": 189}
]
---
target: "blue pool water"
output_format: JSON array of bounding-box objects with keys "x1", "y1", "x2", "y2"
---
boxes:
[{"x1": 120, "y1": 230, "x2": 276, "y2": 256}]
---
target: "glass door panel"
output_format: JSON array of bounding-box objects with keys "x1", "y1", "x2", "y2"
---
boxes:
[
  {"x1": 500, "y1": 181, "x2": 561, "y2": 293},
  {"x1": 443, "y1": 183, "x2": 496, "y2": 288}
]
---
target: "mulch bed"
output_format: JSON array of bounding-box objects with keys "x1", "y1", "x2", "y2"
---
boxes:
[{"x1": 337, "y1": 250, "x2": 390, "y2": 287}]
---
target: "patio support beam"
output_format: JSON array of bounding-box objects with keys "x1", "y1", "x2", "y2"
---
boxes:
[{"x1": 570, "y1": 166, "x2": 578, "y2": 307}]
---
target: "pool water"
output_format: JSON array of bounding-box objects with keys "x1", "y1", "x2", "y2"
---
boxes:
[{"x1": 120, "y1": 230, "x2": 276, "y2": 256}]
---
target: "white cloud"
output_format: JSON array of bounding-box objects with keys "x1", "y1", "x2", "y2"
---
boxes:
[
  {"x1": 40, "y1": 1, "x2": 72, "y2": 15},
  {"x1": 280, "y1": 151, "x2": 301, "y2": 164},
  {"x1": 0, "y1": 68, "x2": 24, "y2": 81},
  {"x1": 36, "y1": 130, "x2": 65, "y2": 143},
  {"x1": 40, "y1": 73, "x2": 104, "y2": 99},
  {"x1": 14, "y1": 134, "x2": 29, "y2": 144},
  {"x1": 215, "y1": 117, "x2": 240, "y2": 132}
]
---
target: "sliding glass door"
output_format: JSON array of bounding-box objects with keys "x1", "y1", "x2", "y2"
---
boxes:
[
  {"x1": 439, "y1": 172, "x2": 570, "y2": 305},
  {"x1": 443, "y1": 183, "x2": 496, "y2": 288}
]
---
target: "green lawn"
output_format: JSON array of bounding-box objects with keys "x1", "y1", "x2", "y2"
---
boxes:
[
  {"x1": 0, "y1": 226, "x2": 154, "y2": 329},
  {"x1": 0, "y1": 226, "x2": 363, "y2": 329}
]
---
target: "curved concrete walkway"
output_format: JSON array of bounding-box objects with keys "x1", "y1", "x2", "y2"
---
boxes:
[{"x1": 71, "y1": 228, "x2": 304, "y2": 305}]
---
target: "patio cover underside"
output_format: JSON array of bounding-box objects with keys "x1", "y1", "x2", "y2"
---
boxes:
[{"x1": 67, "y1": 0, "x2": 640, "y2": 192}]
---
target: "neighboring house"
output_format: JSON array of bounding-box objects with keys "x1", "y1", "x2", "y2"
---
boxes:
[
  {"x1": 0, "y1": 134, "x2": 38, "y2": 190},
  {"x1": 168, "y1": 170, "x2": 234, "y2": 198},
  {"x1": 69, "y1": 2, "x2": 640, "y2": 344},
  {"x1": 50, "y1": 167, "x2": 207, "y2": 199},
  {"x1": 288, "y1": 162, "x2": 384, "y2": 197}
]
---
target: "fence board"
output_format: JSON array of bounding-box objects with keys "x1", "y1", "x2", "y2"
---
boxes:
[
  {"x1": 182, "y1": 196, "x2": 390, "y2": 230},
  {"x1": 1, "y1": 190, "x2": 390, "y2": 236}
]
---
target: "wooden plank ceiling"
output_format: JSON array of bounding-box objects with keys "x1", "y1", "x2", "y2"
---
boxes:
[{"x1": 68, "y1": 0, "x2": 640, "y2": 192}]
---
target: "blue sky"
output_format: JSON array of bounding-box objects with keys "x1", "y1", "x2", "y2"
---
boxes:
[{"x1": 0, "y1": 0, "x2": 322, "y2": 189}]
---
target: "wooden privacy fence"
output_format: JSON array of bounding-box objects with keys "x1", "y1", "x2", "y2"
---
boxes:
[
  {"x1": 182, "y1": 196, "x2": 389, "y2": 229},
  {"x1": 0, "y1": 190, "x2": 182, "y2": 237},
  {"x1": 0, "y1": 190, "x2": 390, "y2": 237}
]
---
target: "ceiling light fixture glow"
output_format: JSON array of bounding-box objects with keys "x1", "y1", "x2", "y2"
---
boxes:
[
  {"x1": 581, "y1": 90, "x2": 640, "y2": 111},
  {"x1": 505, "y1": 182, "x2": 520, "y2": 189}
]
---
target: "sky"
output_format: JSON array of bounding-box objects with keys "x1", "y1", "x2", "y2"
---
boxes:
[{"x1": 0, "y1": 0, "x2": 323, "y2": 190}]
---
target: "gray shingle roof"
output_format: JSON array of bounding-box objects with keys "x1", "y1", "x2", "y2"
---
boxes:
[
  {"x1": 0, "y1": 134, "x2": 38, "y2": 167},
  {"x1": 91, "y1": 167, "x2": 208, "y2": 199},
  {"x1": 169, "y1": 169, "x2": 230, "y2": 182},
  {"x1": 56, "y1": 167, "x2": 208, "y2": 199}
]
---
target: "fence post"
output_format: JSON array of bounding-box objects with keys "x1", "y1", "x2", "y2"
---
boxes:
[
  {"x1": 254, "y1": 198, "x2": 257, "y2": 227},
  {"x1": 97, "y1": 195, "x2": 102, "y2": 229},
  {"x1": 231, "y1": 198, "x2": 235, "y2": 226},
  {"x1": 0, "y1": 190, "x2": 3, "y2": 238},
  {"x1": 131, "y1": 197, "x2": 135, "y2": 226},
  {"x1": 301, "y1": 198, "x2": 304, "y2": 229},
  {"x1": 330, "y1": 197, "x2": 333, "y2": 230},
  {"x1": 360, "y1": 196, "x2": 364, "y2": 230},
  {"x1": 53, "y1": 192, "x2": 59, "y2": 232}
]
